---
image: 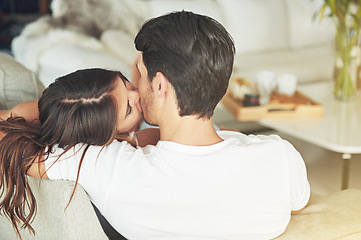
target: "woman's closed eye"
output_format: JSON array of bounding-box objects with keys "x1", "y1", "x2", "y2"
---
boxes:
[{"x1": 127, "y1": 101, "x2": 132, "y2": 115}]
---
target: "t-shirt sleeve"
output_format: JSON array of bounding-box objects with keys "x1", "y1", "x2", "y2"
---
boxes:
[
  {"x1": 283, "y1": 140, "x2": 311, "y2": 211},
  {"x1": 44, "y1": 140, "x2": 136, "y2": 210},
  {"x1": 45, "y1": 144, "x2": 84, "y2": 182}
]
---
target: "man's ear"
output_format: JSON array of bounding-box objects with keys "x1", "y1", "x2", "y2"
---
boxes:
[{"x1": 154, "y1": 72, "x2": 169, "y2": 97}]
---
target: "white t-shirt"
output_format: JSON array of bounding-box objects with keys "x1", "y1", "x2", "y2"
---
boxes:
[{"x1": 45, "y1": 131, "x2": 310, "y2": 240}]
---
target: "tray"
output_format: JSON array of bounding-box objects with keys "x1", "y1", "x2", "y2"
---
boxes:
[{"x1": 220, "y1": 90, "x2": 324, "y2": 121}]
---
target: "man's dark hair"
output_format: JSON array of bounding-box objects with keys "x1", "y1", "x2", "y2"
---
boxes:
[{"x1": 135, "y1": 11, "x2": 235, "y2": 118}]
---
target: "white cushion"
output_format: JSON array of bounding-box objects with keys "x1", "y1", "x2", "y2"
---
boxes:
[
  {"x1": 286, "y1": 0, "x2": 335, "y2": 49},
  {"x1": 220, "y1": 0, "x2": 288, "y2": 54},
  {"x1": 138, "y1": 0, "x2": 224, "y2": 25},
  {"x1": 101, "y1": 30, "x2": 139, "y2": 67},
  {"x1": 233, "y1": 43, "x2": 335, "y2": 84},
  {"x1": 38, "y1": 44, "x2": 131, "y2": 87},
  {"x1": 12, "y1": 27, "x2": 104, "y2": 74}
]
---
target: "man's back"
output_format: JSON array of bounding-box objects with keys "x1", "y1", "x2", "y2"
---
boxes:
[{"x1": 45, "y1": 130, "x2": 310, "y2": 239}]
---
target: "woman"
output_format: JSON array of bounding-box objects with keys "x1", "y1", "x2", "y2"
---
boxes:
[{"x1": 0, "y1": 68, "x2": 158, "y2": 238}]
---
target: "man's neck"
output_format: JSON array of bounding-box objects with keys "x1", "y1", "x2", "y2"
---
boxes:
[{"x1": 158, "y1": 115, "x2": 223, "y2": 146}]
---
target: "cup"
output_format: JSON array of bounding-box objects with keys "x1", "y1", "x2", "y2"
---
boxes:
[
  {"x1": 277, "y1": 74, "x2": 297, "y2": 96},
  {"x1": 256, "y1": 71, "x2": 275, "y2": 105},
  {"x1": 243, "y1": 93, "x2": 260, "y2": 107}
]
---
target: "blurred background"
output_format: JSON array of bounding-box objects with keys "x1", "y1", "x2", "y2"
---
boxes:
[{"x1": 0, "y1": 0, "x2": 49, "y2": 54}]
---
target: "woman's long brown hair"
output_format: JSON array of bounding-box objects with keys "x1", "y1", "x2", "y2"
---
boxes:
[
  {"x1": 0, "y1": 117, "x2": 43, "y2": 237},
  {"x1": 0, "y1": 68, "x2": 136, "y2": 239}
]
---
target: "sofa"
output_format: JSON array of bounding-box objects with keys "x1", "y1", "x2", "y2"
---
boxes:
[
  {"x1": 11, "y1": 0, "x2": 335, "y2": 88},
  {"x1": 10, "y1": 0, "x2": 335, "y2": 133},
  {"x1": 0, "y1": 177, "x2": 108, "y2": 240},
  {"x1": 1, "y1": 177, "x2": 361, "y2": 240},
  {"x1": 0, "y1": 52, "x2": 44, "y2": 110},
  {"x1": 3, "y1": 4, "x2": 360, "y2": 237}
]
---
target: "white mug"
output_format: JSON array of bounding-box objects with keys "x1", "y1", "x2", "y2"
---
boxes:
[
  {"x1": 257, "y1": 71, "x2": 275, "y2": 105},
  {"x1": 277, "y1": 74, "x2": 297, "y2": 96}
]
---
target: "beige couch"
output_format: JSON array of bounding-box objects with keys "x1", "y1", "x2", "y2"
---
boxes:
[
  {"x1": 277, "y1": 190, "x2": 361, "y2": 239},
  {"x1": 1, "y1": 177, "x2": 361, "y2": 240},
  {"x1": 0, "y1": 53, "x2": 44, "y2": 110},
  {"x1": 0, "y1": 177, "x2": 108, "y2": 240},
  {"x1": 3, "y1": 2, "x2": 357, "y2": 239}
]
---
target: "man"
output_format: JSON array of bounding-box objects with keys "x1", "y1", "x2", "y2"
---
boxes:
[
  {"x1": 116, "y1": 11, "x2": 309, "y2": 239},
  {"x1": 4, "y1": 11, "x2": 310, "y2": 240}
]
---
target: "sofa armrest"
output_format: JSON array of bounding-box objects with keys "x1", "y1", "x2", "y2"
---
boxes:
[
  {"x1": 0, "y1": 53, "x2": 44, "y2": 110},
  {"x1": 276, "y1": 189, "x2": 361, "y2": 239},
  {"x1": 0, "y1": 177, "x2": 108, "y2": 240}
]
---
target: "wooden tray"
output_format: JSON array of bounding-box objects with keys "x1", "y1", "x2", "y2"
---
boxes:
[{"x1": 221, "y1": 90, "x2": 324, "y2": 121}]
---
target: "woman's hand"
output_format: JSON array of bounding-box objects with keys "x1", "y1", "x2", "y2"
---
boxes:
[
  {"x1": 0, "y1": 101, "x2": 39, "y2": 141},
  {"x1": 0, "y1": 109, "x2": 11, "y2": 121}
]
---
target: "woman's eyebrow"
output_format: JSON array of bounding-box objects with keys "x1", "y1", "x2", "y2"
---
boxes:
[{"x1": 121, "y1": 77, "x2": 129, "y2": 86}]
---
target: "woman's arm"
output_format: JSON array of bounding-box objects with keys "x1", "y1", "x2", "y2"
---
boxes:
[
  {"x1": 135, "y1": 128, "x2": 160, "y2": 147},
  {"x1": 0, "y1": 101, "x2": 39, "y2": 122},
  {"x1": 26, "y1": 155, "x2": 48, "y2": 179},
  {"x1": 0, "y1": 101, "x2": 39, "y2": 141}
]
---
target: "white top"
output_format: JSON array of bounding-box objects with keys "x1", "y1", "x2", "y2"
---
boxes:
[{"x1": 45, "y1": 131, "x2": 310, "y2": 240}]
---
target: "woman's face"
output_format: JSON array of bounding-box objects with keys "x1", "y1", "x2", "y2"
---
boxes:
[{"x1": 113, "y1": 77, "x2": 143, "y2": 133}]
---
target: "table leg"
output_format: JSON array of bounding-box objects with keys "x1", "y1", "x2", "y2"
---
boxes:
[{"x1": 341, "y1": 153, "x2": 352, "y2": 190}]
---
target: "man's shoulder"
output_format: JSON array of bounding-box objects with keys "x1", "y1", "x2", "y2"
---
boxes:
[{"x1": 218, "y1": 130, "x2": 283, "y2": 144}]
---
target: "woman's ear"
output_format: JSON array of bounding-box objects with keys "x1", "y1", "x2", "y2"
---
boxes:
[{"x1": 154, "y1": 72, "x2": 169, "y2": 98}]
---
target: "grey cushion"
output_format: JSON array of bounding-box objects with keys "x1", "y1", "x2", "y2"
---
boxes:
[
  {"x1": 0, "y1": 176, "x2": 108, "y2": 240},
  {"x1": 0, "y1": 53, "x2": 44, "y2": 110}
]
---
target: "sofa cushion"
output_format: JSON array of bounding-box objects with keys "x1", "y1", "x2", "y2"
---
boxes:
[
  {"x1": 0, "y1": 53, "x2": 44, "y2": 110},
  {"x1": 286, "y1": 0, "x2": 335, "y2": 50},
  {"x1": 0, "y1": 177, "x2": 108, "y2": 240},
  {"x1": 138, "y1": 0, "x2": 224, "y2": 24},
  {"x1": 219, "y1": 0, "x2": 288, "y2": 55},
  {"x1": 276, "y1": 189, "x2": 361, "y2": 239},
  {"x1": 101, "y1": 29, "x2": 139, "y2": 67},
  {"x1": 233, "y1": 43, "x2": 334, "y2": 84},
  {"x1": 38, "y1": 43, "x2": 131, "y2": 87}
]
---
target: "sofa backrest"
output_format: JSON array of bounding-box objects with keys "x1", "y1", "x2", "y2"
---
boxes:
[
  {"x1": 134, "y1": 0, "x2": 335, "y2": 55},
  {"x1": 0, "y1": 53, "x2": 44, "y2": 110}
]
